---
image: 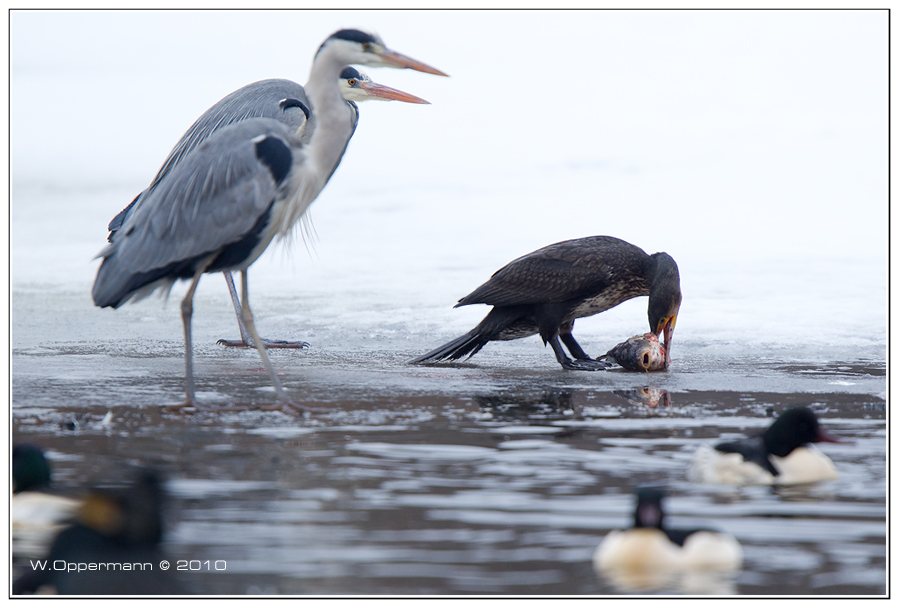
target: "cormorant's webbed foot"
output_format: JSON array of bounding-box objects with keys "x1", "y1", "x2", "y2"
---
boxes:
[
  {"x1": 560, "y1": 357, "x2": 613, "y2": 371},
  {"x1": 549, "y1": 335, "x2": 611, "y2": 371},
  {"x1": 217, "y1": 338, "x2": 310, "y2": 349}
]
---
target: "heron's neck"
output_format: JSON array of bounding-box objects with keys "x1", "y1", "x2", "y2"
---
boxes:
[
  {"x1": 273, "y1": 48, "x2": 356, "y2": 243},
  {"x1": 303, "y1": 49, "x2": 356, "y2": 179}
]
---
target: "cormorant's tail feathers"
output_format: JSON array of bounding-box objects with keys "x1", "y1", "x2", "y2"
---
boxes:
[{"x1": 408, "y1": 328, "x2": 488, "y2": 364}]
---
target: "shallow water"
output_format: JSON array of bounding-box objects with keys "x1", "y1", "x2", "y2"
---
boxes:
[{"x1": 12, "y1": 337, "x2": 886, "y2": 595}]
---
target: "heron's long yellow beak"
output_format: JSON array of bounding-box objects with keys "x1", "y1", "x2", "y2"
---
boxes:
[
  {"x1": 379, "y1": 49, "x2": 449, "y2": 77},
  {"x1": 360, "y1": 80, "x2": 430, "y2": 104}
]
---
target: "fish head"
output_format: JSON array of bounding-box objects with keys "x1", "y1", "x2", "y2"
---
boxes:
[{"x1": 606, "y1": 333, "x2": 667, "y2": 372}]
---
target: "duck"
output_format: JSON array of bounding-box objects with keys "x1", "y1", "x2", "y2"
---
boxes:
[
  {"x1": 687, "y1": 406, "x2": 843, "y2": 485},
  {"x1": 12, "y1": 444, "x2": 81, "y2": 559},
  {"x1": 13, "y1": 469, "x2": 183, "y2": 595},
  {"x1": 593, "y1": 487, "x2": 742, "y2": 593}
]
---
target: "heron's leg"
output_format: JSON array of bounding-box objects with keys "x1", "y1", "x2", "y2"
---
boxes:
[
  {"x1": 217, "y1": 272, "x2": 310, "y2": 350},
  {"x1": 558, "y1": 321, "x2": 592, "y2": 360},
  {"x1": 227, "y1": 271, "x2": 253, "y2": 344},
  {"x1": 236, "y1": 274, "x2": 323, "y2": 414},
  {"x1": 216, "y1": 272, "x2": 254, "y2": 347},
  {"x1": 239, "y1": 270, "x2": 293, "y2": 406},
  {"x1": 181, "y1": 266, "x2": 207, "y2": 406},
  {"x1": 549, "y1": 335, "x2": 611, "y2": 371}
]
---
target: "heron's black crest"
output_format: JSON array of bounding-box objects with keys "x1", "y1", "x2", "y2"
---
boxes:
[
  {"x1": 340, "y1": 66, "x2": 362, "y2": 80},
  {"x1": 254, "y1": 136, "x2": 292, "y2": 186},
  {"x1": 316, "y1": 29, "x2": 379, "y2": 58},
  {"x1": 330, "y1": 29, "x2": 378, "y2": 44},
  {"x1": 279, "y1": 98, "x2": 310, "y2": 120}
]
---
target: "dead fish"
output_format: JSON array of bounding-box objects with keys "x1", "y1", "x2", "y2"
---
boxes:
[{"x1": 601, "y1": 333, "x2": 668, "y2": 372}]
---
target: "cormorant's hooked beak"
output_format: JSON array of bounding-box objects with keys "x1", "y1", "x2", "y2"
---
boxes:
[
  {"x1": 656, "y1": 315, "x2": 677, "y2": 369},
  {"x1": 377, "y1": 48, "x2": 449, "y2": 77},
  {"x1": 359, "y1": 80, "x2": 430, "y2": 104}
]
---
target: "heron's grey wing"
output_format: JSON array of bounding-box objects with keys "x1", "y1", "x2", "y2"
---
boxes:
[
  {"x1": 93, "y1": 119, "x2": 299, "y2": 307},
  {"x1": 107, "y1": 80, "x2": 312, "y2": 241},
  {"x1": 456, "y1": 237, "x2": 650, "y2": 307},
  {"x1": 107, "y1": 193, "x2": 140, "y2": 235},
  {"x1": 148, "y1": 79, "x2": 312, "y2": 191}
]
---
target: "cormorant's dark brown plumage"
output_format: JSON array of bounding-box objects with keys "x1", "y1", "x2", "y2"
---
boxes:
[{"x1": 409, "y1": 236, "x2": 682, "y2": 370}]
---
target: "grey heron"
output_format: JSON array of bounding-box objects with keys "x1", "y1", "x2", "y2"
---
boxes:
[
  {"x1": 93, "y1": 30, "x2": 444, "y2": 408},
  {"x1": 107, "y1": 29, "x2": 447, "y2": 351},
  {"x1": 409, "y1": 236, "x2": 681, "y2": 370},
  {"x1": 216, "y1": 66, "x2": 430, "y2": 348}
]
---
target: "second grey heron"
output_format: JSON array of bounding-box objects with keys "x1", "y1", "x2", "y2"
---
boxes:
[
  {"x1": 93, "y1": 31, "x2": 444, "y2": 408},
  {"x1": 106, "y1": 29, "x2": 447, "y2": 352}
]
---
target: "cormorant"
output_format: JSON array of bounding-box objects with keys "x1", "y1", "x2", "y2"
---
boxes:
[{"x1": 409, "y1": 236, "x2": 682, "y2": 370}]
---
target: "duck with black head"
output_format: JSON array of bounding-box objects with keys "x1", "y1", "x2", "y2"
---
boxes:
[
  {"x1": 12, "y1": 444, "x2": 81, "y2": 559},
  {"x1": 593, "y1": 487, "x2": 742, "y2": 593},
  {"x1": 687, "y1": 406, "x2": 844, "y2": 485}
]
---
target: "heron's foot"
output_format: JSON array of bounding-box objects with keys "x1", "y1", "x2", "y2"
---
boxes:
[
  {"x1": 165, "y1": 397, "x2": 233, "y2": 413},
  {"x1": 561, "y1": 357, "x2": 613, "y2": 371},
  {"x1": 254, "y1": 398, "x2": 329, "y2": 415},
  {"x1": 217, "y1": 338, "x2": 311, "y2": 350}
]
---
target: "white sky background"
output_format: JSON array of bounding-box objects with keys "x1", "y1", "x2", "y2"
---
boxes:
[
  {"x1": 7, "y1": 8, "x2": 890, "y2": 352},
  {"x1": 10, "y1": 9, "x2": 886, "y2": 257}
]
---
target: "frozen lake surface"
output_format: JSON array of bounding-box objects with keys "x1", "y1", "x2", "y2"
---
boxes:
[{"x1": 11, "y1": 9, "x2": 886, "y2": 597}]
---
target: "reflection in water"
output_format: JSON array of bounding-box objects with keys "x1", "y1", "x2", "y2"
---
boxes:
[
  {"x1": 474, "y1": 387, "x2": 673, "y2": 418},
  {"x1": 613, "y1": 387, "x2": 672, "y2": 408},
  {"x1": 474, "y1": 391, "x2": 578, "y2": 420},
  {"x1": 596, "y1": 565, "x2": 739, "y2": 595},
  {"x1": 11, "y1": 390, "x2": 887, "y2": 596}
]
